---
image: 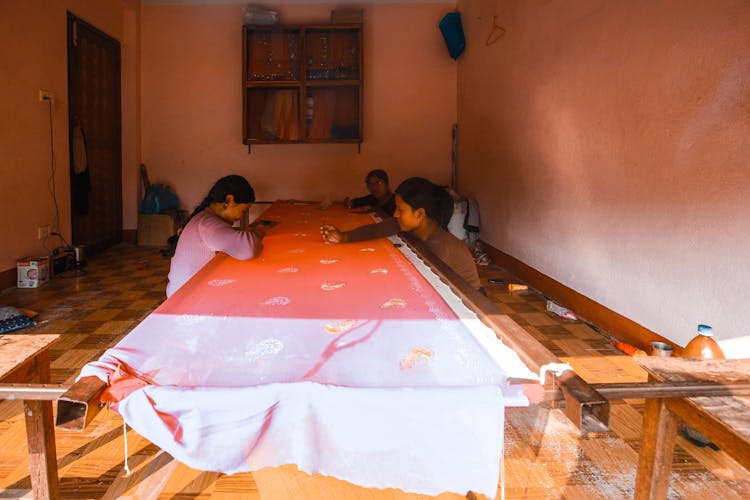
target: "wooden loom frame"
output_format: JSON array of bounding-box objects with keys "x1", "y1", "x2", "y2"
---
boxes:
[{"x1": 2, "y1": 226, "x2": 748, "y2": 499}]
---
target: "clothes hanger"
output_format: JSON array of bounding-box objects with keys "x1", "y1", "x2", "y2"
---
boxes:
[{"x1": 486, "y1": 15, "x2": 505, "y2": 46}]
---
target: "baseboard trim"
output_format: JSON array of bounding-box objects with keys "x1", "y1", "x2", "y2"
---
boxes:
[
  {"x1": 0, "y1": 267, "x2": 14, "y2": 291},
  {"x1": 481, "y1": 241, "x2": 680, "y2": 353},
  {"x1": 122, "y1": 229, "x2": 137, "y2": 245}
]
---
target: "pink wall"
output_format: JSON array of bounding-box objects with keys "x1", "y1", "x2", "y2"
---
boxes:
[
  {"x1": 457, "y1": 0, "x2": 750, "y2": 350},
  {"x1": 1, "y1": 0, "x2": 454, "y2": 280},
  {"x1": 0, "y1": 0, "x2": 137, "y2": 274},
  {"x1": 141, "y1": 2, "x2": 457, "y2": 212}
]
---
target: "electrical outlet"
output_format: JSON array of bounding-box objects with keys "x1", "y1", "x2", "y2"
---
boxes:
[
  {"x1": 37, "y1": 225, "x2": 51, "y2": 239},
  {"x1": 39, "y1": 90, "x2": 54, "y2": 103}
]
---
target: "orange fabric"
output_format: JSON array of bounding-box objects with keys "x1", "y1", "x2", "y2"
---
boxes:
[
  {"x1": 100, "y1": 365, "x2": 151, "y2": 403},
  {"x1": 160, "y1": 201, "x2": 456, "y2": 321}
]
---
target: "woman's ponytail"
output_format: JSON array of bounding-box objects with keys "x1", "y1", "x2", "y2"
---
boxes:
[{"x1": 166, "y1": 175, "x2": 255, "y2": 257}]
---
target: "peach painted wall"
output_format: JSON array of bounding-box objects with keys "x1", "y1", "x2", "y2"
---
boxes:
[
  {"x1": 456, "y1": 0, "x2": 750, "y2": 350},
  {"x1": 140, "y1": 2, "x2": 457, "y2": 211},
  {"x1": 0, "y1": 0, "x2": 139, "y2": 275}
]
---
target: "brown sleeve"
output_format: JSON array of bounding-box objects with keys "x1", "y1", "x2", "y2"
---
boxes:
[
  {"x1": 344, "y1": 217, "x2": 400, "y2": 242},
  {"x1": 426, "y1": 229, "x2": 482, "y2": 290},
  {"x1": 447, "y1": 246, "x2": 482, "y2": 290}
]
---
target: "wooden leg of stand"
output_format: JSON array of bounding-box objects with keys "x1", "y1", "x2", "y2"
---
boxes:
[
  {"x1": 22, "y1": 350, "x2": 60, "y2": 500},
  {"x1": 24, "y1": 399, "x2": 60, "y2": 500},
  {"x1": 634, "y1": 398, "x2": 678, "y2": 500}
]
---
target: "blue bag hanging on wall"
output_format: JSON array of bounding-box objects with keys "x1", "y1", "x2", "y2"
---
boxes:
[
  {"x1": 140, "y1": 183, "x2": 179, "y2": 214},
  {"x1": 439, "y1": 12, "x2": 466, "y2": 60}
]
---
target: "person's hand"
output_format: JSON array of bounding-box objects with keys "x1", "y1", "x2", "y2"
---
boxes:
[
  {"x1": 521, "y1": 383, "x2": 546, "y2": 405},
  {"x1": 343, "y1": 197, "x2": 353, "y2": 209},
  {"x1": 349, "y1": 206, "x2": 373, "y2": 214},
  {"x1": 320, "y1": 224, "x2": 345, "y2": 243},
  {"x1": 247, "y1": 221, "x2": 267, "y2": 239}
]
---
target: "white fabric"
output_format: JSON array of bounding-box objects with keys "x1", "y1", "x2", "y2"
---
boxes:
[
  {"x1": 538, "y1": 362, "x2": 573, "y2": 385},
  {"x1": 115, "y1": 382, "x2": 505, "y2": 497},
  {"x1": 447, "y1": 199, "x2": 468, "y2": 241},
  {"x1": 79, "y1": 203, "x2": 541, "y2": 499},
  {"x1": 80, "y1": 309, "x2": 532, "y2": 498}
]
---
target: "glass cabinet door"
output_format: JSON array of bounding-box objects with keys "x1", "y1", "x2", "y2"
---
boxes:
[{"x1": 243, "y1": 24, "x2": 362, "y2": 145}]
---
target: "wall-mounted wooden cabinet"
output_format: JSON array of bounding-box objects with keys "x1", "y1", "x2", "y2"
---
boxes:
[{"x1": 242, "y1": 24, "x2": 362, "y2": 146}]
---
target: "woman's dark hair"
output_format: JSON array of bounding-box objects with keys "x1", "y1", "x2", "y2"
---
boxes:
[
  {"x1": 365, "y1": 169, "x2": 389, "y2": 185},
  {"x1": 395, "y1": 177, "x2": 453, "y2": 228},
  {"x1": 166, "y1": 175, "x2": 255, "y2": 257},
  {"x1": 187, "y1": 175, "x2": 255, "y2": 221}
]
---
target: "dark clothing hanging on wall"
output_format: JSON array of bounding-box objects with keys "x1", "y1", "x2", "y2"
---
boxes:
[{"x1": 71, "y1": 123, "x2": 91, "y2": 215}]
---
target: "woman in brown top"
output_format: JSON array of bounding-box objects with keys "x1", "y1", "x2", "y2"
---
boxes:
[
  {"x1": 321, "y1": 177, "x2": 482, "y2": 291},
  {"x1": 393, "y1": 177, "x2": 482, "y2": 291}
]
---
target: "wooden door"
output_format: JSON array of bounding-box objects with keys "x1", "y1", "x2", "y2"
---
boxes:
[{"x1": 67, "y1": 13, "x2": 122, "y2": 254}]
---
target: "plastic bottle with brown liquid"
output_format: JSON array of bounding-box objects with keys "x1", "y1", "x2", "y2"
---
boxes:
[
  {"x1": 682, "y1": 324, "x2": 725, "y2": 360},
  {"x1": 680, "y1": 324, "x2": 725, "y2": 449}
]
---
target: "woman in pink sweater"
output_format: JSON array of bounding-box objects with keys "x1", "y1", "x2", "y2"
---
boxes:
[{"x1": 166, "y1": 175, "x2": 264, "y2": 297}]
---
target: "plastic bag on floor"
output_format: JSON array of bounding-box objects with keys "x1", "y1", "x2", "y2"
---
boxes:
[{"x1": 546, "y1": 300, "x2": 577, "y2": 320}]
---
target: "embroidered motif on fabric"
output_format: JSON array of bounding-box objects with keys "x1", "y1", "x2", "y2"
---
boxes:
[
  {"x1": 176, "y1": 315, "x2": 208, "y2": 326},
  {"x1": 289, "y1": 249, "x2": 305, "y2": 254},
  {"x1": 359, "y1": 248, "x2": 376, "y2": 252},
  {"x1": 263, "y1": 296, "x2": 291, "y2": 306},
  {"x1": 369, "y1": 268, "x2": 388, "y2": 274},
  {"x1": 400, "y1": 348, "x2": 433, "y2": 369},
  {"x1": 324, "y1": 320, "x2": 357, "y2": 334},
  {"x1": 207, "y1": 279, "x2": 236, "y2": 287},
  {"x1": 278, "y1": 267, "x2": 299, "y2": 273},
  {"x1": 246, "y1": 338, "x2": 284, "y2": 361},
  {"x1": 320, "y1": 259, "x2": 340, "y2": 264},
  {"x1": 321, "y1": 282, "x2": 346, "y2": 291},
  {"x1": 381, "y1": 298, "x2": 406, "y2": 308}
]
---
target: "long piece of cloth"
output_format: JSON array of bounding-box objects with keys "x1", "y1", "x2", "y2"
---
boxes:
[{"x1": 80, "y1": 201, "x2": 538, "y2": 498}]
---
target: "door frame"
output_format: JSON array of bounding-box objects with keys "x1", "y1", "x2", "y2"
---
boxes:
[{"x1": 67, "y1": 12, "x2": 122, "y2": 253}]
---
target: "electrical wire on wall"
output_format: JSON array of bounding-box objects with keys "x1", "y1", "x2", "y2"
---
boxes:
[
  {"x1": 43, "y1": 96, "x2": 84, "y2": 276},
  {"x1": 43, "y1": 97, "x2": 71, "y2": 255}
]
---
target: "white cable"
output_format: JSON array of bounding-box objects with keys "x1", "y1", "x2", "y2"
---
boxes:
[
  {"x1": 500, "y1": 433, "x2": 505, "y2": 500},
  {"x1": 122, "y1": 418, "x2": 131, "y2": 476},
  {"x1": 538, "y1": 362, "x2": 573, "y2": 384}
]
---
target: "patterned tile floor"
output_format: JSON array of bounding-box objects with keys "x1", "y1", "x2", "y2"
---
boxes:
[{"x1": 0, "y1": 243, "x2": 748, "y2": 499}]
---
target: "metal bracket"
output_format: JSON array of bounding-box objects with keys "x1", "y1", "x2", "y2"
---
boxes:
[
  {"x1": 0, "y1": 383, "x2": 67, "y2": 401},
  {"x1": 556, "y1": 371, "x2": 610, "y2": 433},
  {"x1": 55, "y1": 376, "x2": 107, "y2": 431}
]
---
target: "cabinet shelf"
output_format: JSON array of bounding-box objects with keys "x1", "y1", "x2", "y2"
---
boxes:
[{"x1": 242, "y1": 23, "x2": 362, "y2": 145}]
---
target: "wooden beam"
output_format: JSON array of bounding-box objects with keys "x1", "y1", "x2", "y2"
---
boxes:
[
  {"x1": 575, "y1": 381, "x2": 750, "y2": 400},
  {"x1": 606, "y1": 381, "x2": 750, "y2": 398},
  {"x1": 55, "y1": 376, "x2": 107, "y2": 431},
  {"x1": 400, "y1": 234, "x2": 611, "y2": 433},
  {"x1": 666, "y1": 396, "x2": 750, "y2": 470}
]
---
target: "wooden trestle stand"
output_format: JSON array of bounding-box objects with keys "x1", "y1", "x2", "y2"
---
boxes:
[{"x1": 3, "y1": 236, "x2": 749, "y2": 499}]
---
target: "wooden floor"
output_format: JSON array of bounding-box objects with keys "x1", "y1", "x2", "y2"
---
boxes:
[{"x1": 1, "y1": 244, "x2": 748, "y2": 499}]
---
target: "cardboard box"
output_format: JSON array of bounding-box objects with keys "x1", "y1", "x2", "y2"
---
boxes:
[
  {"x1": 138, "y1": 213, "x2": 177, "y2": 246},
  {"x1": 17, "y1": 256, "x2": 50, "y2": 288}
]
